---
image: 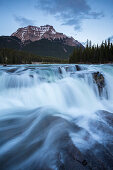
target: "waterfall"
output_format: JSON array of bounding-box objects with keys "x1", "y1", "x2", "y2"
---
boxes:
[{"x1": 0, "y1": 64, "x2": 113, "y2": 170}]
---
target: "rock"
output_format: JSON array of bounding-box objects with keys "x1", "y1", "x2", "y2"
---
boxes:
[
  {"x1": 6, "y1": 68, "x2": 18, "y2": 73},
  {"x1": 96, "y1": 110, "x2": 113, "y2": 127},
  {"x1": 93, "y1": 72, "x2": 105, "y2": 96},
  {"x1": 29, "y1": 75, "x2": 34, "y2": 78},
  {"x1": 75, "y1": 65, "x2": 81, "y2": 71},
  {"x1": 58, "y1": 67, "x2": 62, "y2": 74},
  {"x1": 3, "y1": 64, "x2": 7, "y2": 67},
  {"x1": 1, "y1": 109, "x2": 113, "y2": 170},
  {"x1": 65, "y1": 66, "x2": 69, "y2": 72},
  {"x1": 11, "y1": 25, "x2": 82, "y2": 47},
  {"x1": 82, "y1": 160, "x2": 87, "y2": 166}
]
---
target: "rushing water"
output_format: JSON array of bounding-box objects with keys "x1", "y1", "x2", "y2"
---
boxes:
[{"x1": 0, "y1": 64, "x2": 113, "y2": 170}]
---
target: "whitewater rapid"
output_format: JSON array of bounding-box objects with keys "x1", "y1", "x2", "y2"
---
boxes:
[{"x1": 0, "y1": 64, "x2": 113, "y2": 170}]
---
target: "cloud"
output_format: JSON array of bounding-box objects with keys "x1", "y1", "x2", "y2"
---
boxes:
[
  {"x1": 36, "y1": 0, "x2": 104, "y2": 30},
  {"x1": 14, "y1": 16, "x2": 35, "y2": 26}
]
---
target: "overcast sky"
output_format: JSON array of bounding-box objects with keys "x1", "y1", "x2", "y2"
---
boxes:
[{"x1": 0, "y1": 0, "x2": 113, "y2": 44}]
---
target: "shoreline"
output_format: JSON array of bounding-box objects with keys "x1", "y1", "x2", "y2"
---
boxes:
[{"x1": 1, "y1": 62, "x2": 113, "y2": 66}]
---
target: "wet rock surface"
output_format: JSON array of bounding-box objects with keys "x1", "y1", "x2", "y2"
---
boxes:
[
  {"x1": 75, "y1": 65, "x2": 81, "y2": 71},
  {"x1": 0, "y1": 108, "x2": 113, "y2": 170},
  {"x1": 58, "y1": 67, "x2": 107, "y2": 98},
  {"x1": 58, "y1": 65, "x2": 83, "y2": 74},
  {"x1": 93, "y1": 72, "x2": 105, "y2": 96},
  {"x1": 96, "y1": 110, "x2": 113, "y2": 127}
]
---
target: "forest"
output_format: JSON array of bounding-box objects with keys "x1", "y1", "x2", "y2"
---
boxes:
[
  {"x1": 0, "y1": 39, "x2": 113, "y2": 64},
  {"x1": 69, "y1": 39, "x2": 113, "y2": 63},
  {"x1": 0, "y1": 48, "x2": 68, "y2": 64}
]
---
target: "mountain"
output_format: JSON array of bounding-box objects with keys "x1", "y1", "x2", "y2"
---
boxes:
[
  {"x1": 12, "y1": 25, "x2": 66, "y2": 42},
  {"x1": 0, "y1": 25, "x2": 83, "y2": 58},
  {"x1": 11, "y1": 25, "x2": 81, "y2": 47},
  {"x1": 0, "y1": 36, "x2": 21, "y2": 49}
]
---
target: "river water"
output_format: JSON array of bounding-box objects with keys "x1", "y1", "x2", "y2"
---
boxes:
[{"x1": 0, "y1": 64, "x2": 113, "y2": 170}]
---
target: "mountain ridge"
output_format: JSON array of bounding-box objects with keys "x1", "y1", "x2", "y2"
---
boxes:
[
  {"x1": 0, "y1": 25, "x2": 83, "y2": 58},
  {"x1": 11, "y1": 25, "x2": 81, "y2": 47}
]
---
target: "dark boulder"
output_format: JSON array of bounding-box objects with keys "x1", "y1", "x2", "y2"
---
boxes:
[
  {"x1": 75, "y1": 65, "x2": 81, "y2": 71},
  {"x1": 3, "y1": 64, "x2": 7, "y2": 67},
  {"x1": 93, "y1": 72, "x2": 105, "y2": 96},
  {"x1": 58, "y1": 67, "x2": 62, "y2": 74},
  {"x1": 65, "y1": 66, "x2": 69, "y2": 72},
  {"x1": 29, "y1": 75, "x2": 34, "y2": 78}
]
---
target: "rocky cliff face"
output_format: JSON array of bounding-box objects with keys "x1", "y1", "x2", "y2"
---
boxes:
[{"x1": 11, "y1": 25, "x2": 81, "y2": 47}]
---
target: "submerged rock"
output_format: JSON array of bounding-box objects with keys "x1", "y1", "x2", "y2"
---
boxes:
[
  {"x1": 96, "y1": 110, "x2": 113, "y2": 127},
  {"x1": 29, "y1": 75, "x2": 34, "y2": 78},
  {"x1": 6, "y1": 68, "x2": 18, "y2": 73}
]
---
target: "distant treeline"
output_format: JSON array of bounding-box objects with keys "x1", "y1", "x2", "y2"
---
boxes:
[
  {"x1": 69, "y1": 39, "x2": 113, "y2": 63},
  {"x1": 0, "y1": 48, "x2": 68, "y2": 64},
  {"x1": 1, "y1": 39, "x2": 113, "y2": 65}
]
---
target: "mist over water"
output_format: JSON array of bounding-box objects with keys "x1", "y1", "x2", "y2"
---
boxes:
[{"x1": 0, "y1": 64, "x2": 113, "y2": 170}]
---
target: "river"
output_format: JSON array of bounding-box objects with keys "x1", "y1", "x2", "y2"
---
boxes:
[{"x1": 0, "y1": 64, "x2": 113, "y2": 170}]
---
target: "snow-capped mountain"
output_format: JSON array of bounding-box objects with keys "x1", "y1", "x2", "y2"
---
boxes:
[{"x1": 11, "y1": 25, "x2": 81, "y2": 47}]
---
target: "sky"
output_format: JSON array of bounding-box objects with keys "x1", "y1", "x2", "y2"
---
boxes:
[{"x1": 0, "y1": 0, "x2": 113, "y2": 44}]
